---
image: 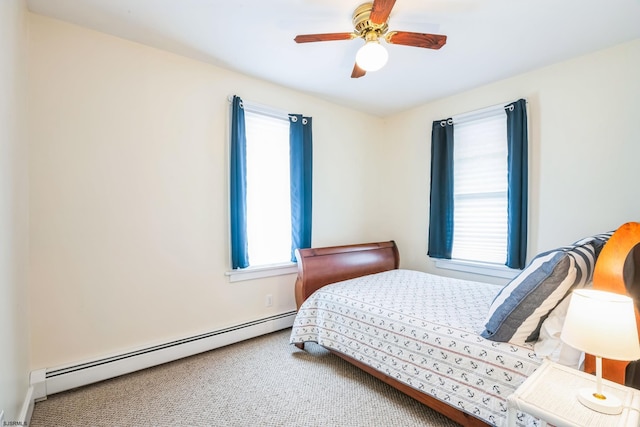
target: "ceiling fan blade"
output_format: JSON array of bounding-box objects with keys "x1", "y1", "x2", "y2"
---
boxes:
[
  {"x1": 386, "y1": 31, "x2": 447, "y2": 49},
  {"x1": 351, "y1": 62, "x2": 366, "y2": 78},
  {"x1": 369, "y1": 0, "x2": 397, "y2": 25},
  {"x1": 294, "y1": 33, "x2": 355, "y2": 43}
]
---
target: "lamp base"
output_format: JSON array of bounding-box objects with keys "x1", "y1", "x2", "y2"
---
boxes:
[{"x1": 577, "y1": 388, "x2": 622, "y2": 415}]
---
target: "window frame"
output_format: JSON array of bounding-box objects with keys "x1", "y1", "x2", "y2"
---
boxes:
[
  {"x1": 435, "y1": 258, "x2": 520, "y2": 279},
  {"x1": 225, "y1": 262, "x2": 297, "y2": 282},
  {"x1": 226, "y1": 98, "x2": 312, "y2": 282},
  {"x1": 430, "y1": 101, "x2": 528, "y2": 278},
  {"x1": 450, "y1": 105, "x2": 509, "y2": 266}
]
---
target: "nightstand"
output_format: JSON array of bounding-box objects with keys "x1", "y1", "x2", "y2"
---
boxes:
[{"x1": 507, "y1": 360, "x2": 640, "y2": 426}]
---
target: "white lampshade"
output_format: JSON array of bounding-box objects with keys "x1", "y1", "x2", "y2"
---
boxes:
[
  {"x1": 561, "y1": 289, "x2": 640, "y2": 361},
  {"x1": 561, "y1": 289, "x2": 640, "y2": 414},
  {"x1": 355, "y1": 40, "x2": 388, "y2": 72}
]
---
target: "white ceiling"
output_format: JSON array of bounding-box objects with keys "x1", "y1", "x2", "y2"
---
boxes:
[{"x1": 26, "y1": 0, "x2": 640, "y2": 116}]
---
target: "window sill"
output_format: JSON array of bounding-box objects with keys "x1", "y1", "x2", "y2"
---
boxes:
[
  {"x1": 226, "y1": 262, "x2": 298, "y2": 283},
  {"x1": 435, "y1": 258, "x2": 520, "y2": 280}
]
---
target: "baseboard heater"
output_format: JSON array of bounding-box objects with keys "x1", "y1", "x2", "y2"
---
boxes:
[{"x1": 30, "y1": 311, "x2": 296, "y2": 400}]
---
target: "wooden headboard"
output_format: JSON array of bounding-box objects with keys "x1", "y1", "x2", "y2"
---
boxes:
[
  {"x1": 293, "y1": 241, "x2": 400, "y2": 309},
  {"x1": 588, "y1": 222, "x2": 640, "y2": 387}
]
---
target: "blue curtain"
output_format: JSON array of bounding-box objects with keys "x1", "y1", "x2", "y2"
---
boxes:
[
  {"x1": 289, "y1": 115, "x2": 313, "y2": 262},
  {"x1": 505, "y1": 99, "x2": 528, "y2": 269},
  {"x1": 230, "y1": 95, "x2": 249, "y2": 269},
  {"x1": 427, "y1": 119, "x2": 454, "y2": 259}
]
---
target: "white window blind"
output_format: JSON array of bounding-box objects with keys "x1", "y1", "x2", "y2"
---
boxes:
[
  {"x1": 452, "y1": 109, "x2": 508, "y2": 264},
  {"x1": 244, "y1": 109, "x2": 292, "y2": 266}
]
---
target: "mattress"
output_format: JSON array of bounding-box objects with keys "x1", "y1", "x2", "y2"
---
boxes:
[{"x1": 290, "y1": 269, "x2": 543, "y2": 426}]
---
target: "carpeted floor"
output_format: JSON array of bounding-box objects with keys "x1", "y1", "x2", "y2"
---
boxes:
[{"x1": 30, "y1": 328, "x2": 461, "y2": 426}]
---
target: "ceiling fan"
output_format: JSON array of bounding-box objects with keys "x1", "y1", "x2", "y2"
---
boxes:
[{"x1": 294, "y1": 0, "x2": 447, "y2": 78}]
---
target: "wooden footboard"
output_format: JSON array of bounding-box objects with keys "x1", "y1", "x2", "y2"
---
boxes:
[{"x1": 293, "y1": 240, "x2": 490, "y2": 426}]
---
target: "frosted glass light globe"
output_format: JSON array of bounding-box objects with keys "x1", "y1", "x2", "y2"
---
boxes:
[{"x1": 355, "y1": 41, "x2": 388, "y2": 72}]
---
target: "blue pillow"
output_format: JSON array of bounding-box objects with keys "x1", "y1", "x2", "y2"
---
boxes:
[{"x1": 481, "y1": 238, "x2": 606, "y2": 344}]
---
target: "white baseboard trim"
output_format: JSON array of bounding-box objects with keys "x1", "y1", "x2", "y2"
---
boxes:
[
  {"x1": 28, "y1": 311, "x2": 295, "y2": 405},
  {"x1": 18, "y1": 385, "x2": 35, "y2": 424}
]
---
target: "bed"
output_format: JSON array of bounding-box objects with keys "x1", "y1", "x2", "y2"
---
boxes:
[{"x1": 289, "y1": 226, "x2": 638, "y2": 427}]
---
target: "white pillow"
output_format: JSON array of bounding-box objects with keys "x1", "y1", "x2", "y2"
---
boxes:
[{"x1": 534, "y1": 295, "x2": 584, "y2": 369}]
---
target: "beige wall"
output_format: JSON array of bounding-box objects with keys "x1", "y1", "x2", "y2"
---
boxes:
[
  {"x1": 25, "y1": 11, "x2": 640, "y2": 375},
  {"x1": 0, "y1": 0, "x2": 30, "y2": 421},
  {"x1": 27, "y1": 14, "x2": 388, "y2": 369},
  {"x1": 382, "y1": 39, "x2": 640, "y2": 282}
]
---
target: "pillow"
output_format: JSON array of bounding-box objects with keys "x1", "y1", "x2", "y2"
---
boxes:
[
  {"x1": 533, "y1": 294, "x2": 584, "y2": 368},
  {"x1": 481, "y1": 240, "x2": 600, "y2": 344},
  {"x1": 572, "y1": 231, "x2": 613, "y2": 255},
  {"x1": 531, "y1": 231, "x2": 613, "y2": 364}
]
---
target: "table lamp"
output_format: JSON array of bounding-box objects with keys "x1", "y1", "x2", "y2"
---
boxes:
[{"x1": 560, "y1": 289, "x2": 640, "y2": 414}]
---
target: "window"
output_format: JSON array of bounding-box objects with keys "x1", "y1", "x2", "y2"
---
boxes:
[
  {"x1": 451, "y1": 110, "x2": 508, "y2": 264},
  {"x1": 244, "y1": 110, "x2": 292, "y2": 265},
  {"x1": 229, "y1": 96, "x2": 313, "y2": 275},
  {"x1": 428, "y1": 99, "x2": 528, "y2": 272}
]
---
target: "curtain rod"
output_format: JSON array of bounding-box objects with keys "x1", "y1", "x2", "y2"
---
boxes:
[
  {"x1": 227, "y1": 95, "x2": 290, "y2": 121},
  {"x1": 452, "y1": 98, "x2": 528, "y2": 124}
]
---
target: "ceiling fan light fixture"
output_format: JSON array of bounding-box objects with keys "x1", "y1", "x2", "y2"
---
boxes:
[
  {"x1": 355, "y1": 40, "x2": 388, "y2": 72},
  {"x1": 294, "y1": 1, "x2": 447, "y2": 78}
]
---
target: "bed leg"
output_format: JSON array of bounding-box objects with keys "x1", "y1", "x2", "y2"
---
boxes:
[{"x1": 294, "y1": 342, "x2": 305, "y2": 350}]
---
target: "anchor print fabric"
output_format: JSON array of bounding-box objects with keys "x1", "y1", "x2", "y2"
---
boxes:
[{"x1": 290, "y1": 269, "x2": 543, "y2": 426}]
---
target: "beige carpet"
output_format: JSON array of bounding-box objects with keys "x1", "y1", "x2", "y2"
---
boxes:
[{"x1": 30, "y1": 328, "x2": 461, "y2": 427}]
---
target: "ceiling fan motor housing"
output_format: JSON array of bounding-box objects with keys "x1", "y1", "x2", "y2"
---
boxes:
[{"x1": 353, "y1": 2, "x2": 388, "y2": 40}]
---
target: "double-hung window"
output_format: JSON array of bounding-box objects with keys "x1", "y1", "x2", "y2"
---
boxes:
[
  {"x1": 229, "y1": 96, "x2": 312, "y2": 278},
  {"x1": 428, "y1": 99, "x2": 528, "y2": 274},
  {"x1": 243, "y1": 109, "x2": 292, "y2": 266},
  {"x1": 452, "y1": 110, "x2": 509, "y2": 265}
]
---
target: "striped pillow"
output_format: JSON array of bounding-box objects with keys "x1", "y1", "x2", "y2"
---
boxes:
[
  {"x1": 481, "y1": 240, "x2": 602, "y2": 344},
  {"x1": 572, "y1": 231, "x2": 613, "y2": 251}
]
